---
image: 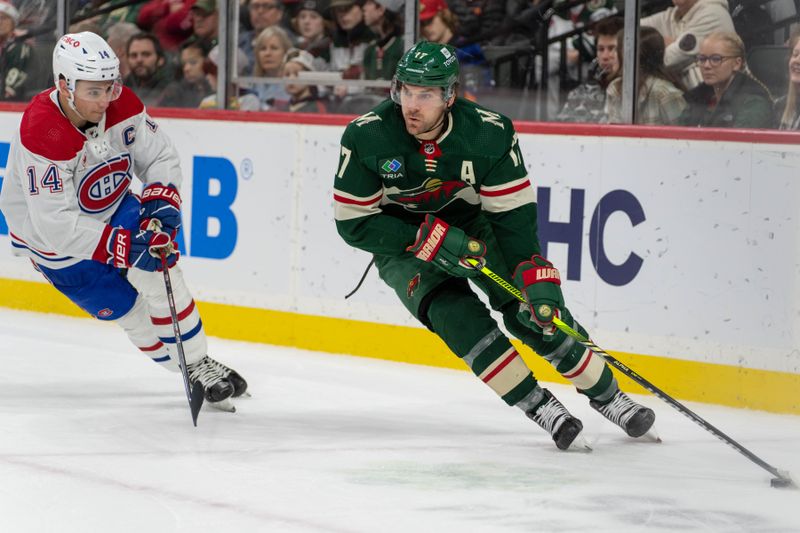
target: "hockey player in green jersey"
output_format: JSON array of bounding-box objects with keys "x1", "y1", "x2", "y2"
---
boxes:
[{"x1": 333, "y1": 40, "x2": 655, "y2": 450}]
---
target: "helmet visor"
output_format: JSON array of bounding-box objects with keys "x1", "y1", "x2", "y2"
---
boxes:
[{"x1": 73, "y1": 79, "x2": 122, "y2": 103}]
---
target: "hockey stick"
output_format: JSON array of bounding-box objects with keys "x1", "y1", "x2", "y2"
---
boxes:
[
  {"x1": 160, "y1": 250, "x2": 204, "y2": 426},
  {"x1": 465, "y1": 258, "x2": 796, "y2": 489}
]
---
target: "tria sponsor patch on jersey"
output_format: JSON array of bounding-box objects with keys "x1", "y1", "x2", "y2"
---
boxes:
[
  {"x1": 379, "y1": 157, "x2": 404, "y2": 179},
  {"x1": 386, "y1": 177, "x2": 469, "y2": 212},
  {"x1": 78, "y1": 153, "x2": 133, "y2": 214}
]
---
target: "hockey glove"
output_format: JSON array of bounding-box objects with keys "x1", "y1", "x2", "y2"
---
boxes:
[
  {"x1": 107, "y1": 226, "x2": 178, "y2": 272},
  {"x1": 406, "y1": 214, "x2": 486, "y2": 278},
  {"x1": 139, "y1": 183, "x2": 181, "y2": 238},
  {"x1": 513, "y1": 255, "x2": 565, "y2": 338}
]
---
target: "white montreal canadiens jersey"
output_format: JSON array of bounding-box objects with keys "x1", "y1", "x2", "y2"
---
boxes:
[{"x1": 0, "y1": 87, "x2": 182, "y2": 269}]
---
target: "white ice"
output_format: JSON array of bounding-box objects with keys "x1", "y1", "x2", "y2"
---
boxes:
[{"x1": 1, "y1": 307, "x2": 798, "y2": 533}]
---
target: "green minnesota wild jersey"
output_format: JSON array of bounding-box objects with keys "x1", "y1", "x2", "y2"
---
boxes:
[{"x1": 334, "y1": 97, "x2": 541, "y2": 266}]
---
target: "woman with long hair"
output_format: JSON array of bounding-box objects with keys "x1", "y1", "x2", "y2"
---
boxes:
[
  {"x1": 778, "y1": 31, "x2": 800, "y2": 130},
  {"x1": 252, "y1": 25, "x2": 292, "y2": 109},
  {"x1": 679, "y1": 31, "x2": 774, "y2": 128},
  {"x1": 606, "y1": 26, "x2": 686, "y2": 125}
]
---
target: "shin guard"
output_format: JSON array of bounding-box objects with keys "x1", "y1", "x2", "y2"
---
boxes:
[
  {"x1": 426, "y1": 287, "x2": 539, "y2": 406},
  {"x1": 127, "y1": 266, "x2": 207, "y2": 366},
  {"x1": 116, "y1": 294, "x2": 177, "y2": 371}
]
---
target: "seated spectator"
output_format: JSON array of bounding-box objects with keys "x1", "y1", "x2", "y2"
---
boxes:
[
  {"x1": 160, "y1": 41, "x2": 214, "y2": 107},
  {"x1": 679, "y1": 31, "x2": 774, "y2": 128},
  {"x1": 292, "y1": 0, "x2": 332, "y2": 70},
  {"x1": 106, "y1": 22, "x2": 140, "y2": 79},
  {"x1": 124, "y1": 33, "x2": 173, "y2": 108},
  {"x1": 420, "y1": 0, "x2": 484, "y2": 66},
  {"x1": 0, "y1": 1, "x2": 31, "y2": 102},
  {"x1": 137, "y1": 0, "x2": 195, "y2": 55},
  {"x1": 240, "y1": 0, "x2": 298, "y2": 73},
  {"x1": 641, "y1": 0, "x2": 735, "y2": 90},
  {"x1": 557, "y1": 15, "x2": 624, "y2": 123},
  {"x1": 777, "y1": 32, "x2": 800, "y2": 130},
  {"x1": 446, "y1": 0, "x2": 506, "y2": 45},
  {"x1": 329, "y1": 0, "x2": 374, "y2": 96},
  {"x1": 187, "y1": 0, "x2": 220, "y2": 50},
  {"x1": 277, "y1": 48, "x2": 330, "y2": 112},
  {"x1": 200, "y1": 45, "x2": 261, "y2": 110},
  {"x1": 362, "y1": 0, "x2": 404, "y2": 81},
  {"x1": 606, "y1": 26, "x2": 687, "y2": 125},
  {"x1": 252, "y1": 26, "x2": 292, "y2": 109}
]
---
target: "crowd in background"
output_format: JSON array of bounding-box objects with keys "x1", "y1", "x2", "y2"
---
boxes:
[{"x1": 1, "y1": 0, "x2": 800, "y2": 129}]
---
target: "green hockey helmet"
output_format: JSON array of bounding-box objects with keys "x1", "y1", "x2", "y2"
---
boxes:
[{"x1": 391, "y1": 40, "x2": 459, "y2": 104}]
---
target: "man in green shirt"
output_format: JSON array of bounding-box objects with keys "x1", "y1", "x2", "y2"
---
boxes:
[{"x1": 334, "y1": 41, "x2": 655, "y2": 450}]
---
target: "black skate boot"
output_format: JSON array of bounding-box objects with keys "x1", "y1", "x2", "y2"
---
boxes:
[
  {"x1": 590, "y1": 390, "x2": 655, "y2": 438},
  {"x1": 525, "y1": 389, "x2": 586, "y2": 451},
  {"x1": 206, "y1": 357, "x2": 248, "y2": 397},
  {"x1": 187, "y1": 355, "x2": 235, "y2": 403}
]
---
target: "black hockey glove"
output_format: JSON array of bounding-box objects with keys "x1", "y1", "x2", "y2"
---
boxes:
[{"x1": 407, "y1": 215, "x2": 486, "y2": 278}]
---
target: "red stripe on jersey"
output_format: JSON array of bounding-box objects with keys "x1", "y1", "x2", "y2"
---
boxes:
[
  {"x1": 20, "y1": 91, "x2": 85, "y2": 161},
  {"x1": 151, "y1": 299, "x2": 196, "y2": 325},
  {"x1": 563, "y1": 351, "x2": 594, "y2": 379},
  {"x1": 482, "y1": 350, "x2": 519, "y2": 383},
  {"x1": 139, "y1": 341, "x2": 164, "y2": 352},
  {"x1": 9, "y1": 232, "x2": 59, "y2": 256},
  {"x1": 105, "y1": 86, "x2": 145, "y2": 129},
  {"x1": 333, "y1": 193, "x2": 381, "y2": 206},
  {"x1": 480, "y1": 181, "x2": 531, "y2": 197}
]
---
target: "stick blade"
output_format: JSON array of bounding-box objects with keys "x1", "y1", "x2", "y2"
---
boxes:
[
  {"x1": 190, "y1": 381, "x2": 205, "y2": 426},
  {"x1": 770, "y1": 471, "x2": 797, "y2": 489}
]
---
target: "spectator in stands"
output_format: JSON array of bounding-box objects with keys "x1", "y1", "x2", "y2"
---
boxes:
[
  {"x1": 557, "y1": 15, "x2": 623, "y2": 123},
  {"x1": 188, "y1": 0, "x2": 220, "y2": 50},
  {"x1": 446, "y1": 0, "x2": 506, "y2": 45},
  {"x1": 277, "y1": 48, "x2": 330, "y2": 111},
  {"x1": 252, "y1": 26, "x2": 292, "y2": 108},
  {"x1": 71, "y1": 0, "x2": 142, "y2": 34},
  {"x1": 106, "y1": 22, "x2": 140, "y2": 80},
  {"x1": 329, "y1": 0, "x2": 374, "y2": 96},
  {"x1": 137, "y1": 0, "x2": 195, "y2": 55},
  {"x1": 680, "y1": 31, "x2": 774, "y2": 128},
  {"x1": 240, "y1": 0, "x2": 297, "y2": 73},
  {"x1": 292, "y1": 0, "x2": 333, "y2": 69},
  {"x1": 419, "y1": 0, "x2": 485, "y2": 66},
  {"x1": 641, "y1": 0, "x2": 735, "y2": 90},
  {"x1": 200, "y1": 45, "x2": 261, "y2": 110},
  {"x1": 160, "y1": 40, "x2": 215, "y2": 107},
  {"x1": 777, "y1": 32, "x2": 800, "y2": 130},
  {"x1": 362, "y1": 0, "x2": 404, "y2": 81},
  {"x1": 0, "y1": 1, "x2": 31, "y2": 102},
  {"x1": 606, "y1": 26, "x2": 687, "y2": 125},
  {"x1": 124, "y1": 33, "x2": 173, "y2": 108}
]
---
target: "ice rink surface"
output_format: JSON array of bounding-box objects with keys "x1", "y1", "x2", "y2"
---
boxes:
[{"x1": 1, "y1": 308, "x2": 798, "y2": 533}]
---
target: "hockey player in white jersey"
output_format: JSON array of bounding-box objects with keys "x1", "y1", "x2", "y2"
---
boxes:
[{"x1": 0, "y1": 32, "x2": 247, "y2": 407}]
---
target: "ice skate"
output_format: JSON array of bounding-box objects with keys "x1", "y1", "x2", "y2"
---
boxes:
[
  {"x1": 205, "y1": 356, "x2": 248, "y2": 398},
  {"x1": 590, "y1": 390, "x2": 656, "y2": 438},
  {"x1": 526, "y1": 389, "x2": 591, "y2": 451},
  {"x1": 187, "y1": 355, "x2": 236, "y2": 403}
]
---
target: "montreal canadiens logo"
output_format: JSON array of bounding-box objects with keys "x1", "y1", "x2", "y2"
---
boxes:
[{"x1": 78, "y1": 153, "x2": 133, "y2": 213}]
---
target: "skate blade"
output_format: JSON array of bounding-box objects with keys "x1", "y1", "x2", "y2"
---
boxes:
[
  {"x1": 567, "y1": 432, "x2": 593, "y2": 452},
  {"x1": 638, "y1": 426, "x2": 661, "y2": 443},
  {"x1": 207, "y1": 398, "x2": 236, "y2": 413}
]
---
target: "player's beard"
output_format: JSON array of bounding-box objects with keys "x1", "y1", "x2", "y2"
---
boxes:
[{"x1": 403, "y1": 108, "x2": 446, "y2": 139}]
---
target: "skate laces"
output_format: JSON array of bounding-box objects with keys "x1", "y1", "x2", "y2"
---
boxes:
[
  {"x1": 187, "y1": 356, "x2": 227, "y2": 387},
  {"x1": 531, "y1": 396, "x2": 569, "y2": 435},
  {"x1": 596, "y1": 391, "x2": 640, "y2": 428},
  {"x1": 206, "y1": 356, "x2": 232, "y2": 378}
]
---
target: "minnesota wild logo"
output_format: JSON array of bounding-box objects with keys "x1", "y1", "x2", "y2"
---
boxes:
[{"x1": 387, "y1": 177, "x2": 469, "y2": 212}]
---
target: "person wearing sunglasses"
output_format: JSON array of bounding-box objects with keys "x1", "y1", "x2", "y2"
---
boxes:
[{"x1": 679, "y1": 31, "x2": 774, "y2": 128}]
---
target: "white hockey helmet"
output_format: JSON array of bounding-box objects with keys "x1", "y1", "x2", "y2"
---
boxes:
[{"x1": 53, "y1": 32, "x2": 121, "y2": 101}]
